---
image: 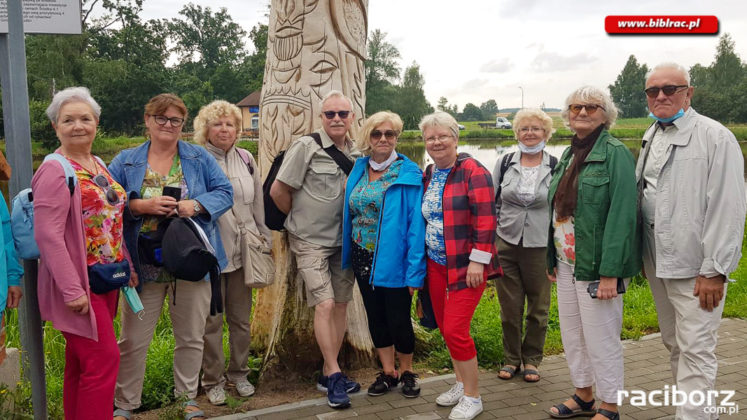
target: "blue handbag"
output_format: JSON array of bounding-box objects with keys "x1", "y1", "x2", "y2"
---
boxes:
[{"x1": 88, "y1": 259, "x2": 130, "y2": 294}]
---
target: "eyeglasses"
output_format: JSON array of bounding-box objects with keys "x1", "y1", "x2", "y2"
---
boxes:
[
  {"x1": 643, "y1": 85, "x2": 689, "y2": 98},
  {"x1": 322, "y1": 110, "x2": 351, "y2": 119},
  {"x1": 425, "y1": 134, "x2": 453, "y2": 143},
  {"x1": 151, "y1": 115, "x2": 185, "y2": 127},
  {"x1": 568, "y1": 104, "x2": 605, "y2": 115},
  {"x1": 93, "y1": 174, "x2": 119, "y2": 205},
  {"x1": 519, "y1": 126, "x2": 545, "y2": 134},
  {"x1": 371, "y1": 130, "x2": 397, "y2": 140}
]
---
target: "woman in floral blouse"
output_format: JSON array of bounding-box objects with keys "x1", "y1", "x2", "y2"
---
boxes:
[
  {"x1": 341, "y1": 111, "x2": 425, "y2": 399},
  {"x1": 546, "y1": 86, "x2": 639, "y2": 420},
  {"x1": 33, "y1": 87, "x2": 137, "y2": 419}
]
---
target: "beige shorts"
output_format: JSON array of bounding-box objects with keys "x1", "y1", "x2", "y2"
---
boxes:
[{"x1": 288, "y1": 234, "x2": 354, "y2": 307}]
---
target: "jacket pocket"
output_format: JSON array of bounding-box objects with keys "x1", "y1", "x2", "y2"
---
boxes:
[{"x1": 581, "y1": 176, "x2": 610, "y2": 204}]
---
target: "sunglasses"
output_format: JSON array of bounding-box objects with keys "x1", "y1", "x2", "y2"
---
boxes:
[
  {"x1": 568, "y1": 104, "x2": 605, "y2": 115},
  {"x1": 152, "y1": 115, "x2": 185, "y2": 127},
  {"x1": 322, "y1": 110, "x2": 351, "y2": 119},
  {"x1": 93, "y1": 174, "x2": 120, "y2": 205},
  {"x1": 643, "y1": 85, "x2": 689, "y2": 98},
  {"x1": 371, "y1": 130, "x2": 397, "y2": 140}
]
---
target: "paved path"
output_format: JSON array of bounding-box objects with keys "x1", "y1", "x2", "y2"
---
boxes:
[{"x1": 215, "y1": 318, "x2": 747, "y2": 420}]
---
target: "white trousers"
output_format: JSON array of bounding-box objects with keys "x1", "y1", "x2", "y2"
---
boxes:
[
  {"x1": 556, "y1": 261, "x2": 625, "y2": 403},
  {"x1": 643, "y1": 226, "x2": 725, "y2": 420}
]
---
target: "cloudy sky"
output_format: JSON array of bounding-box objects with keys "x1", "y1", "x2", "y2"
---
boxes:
[{"x1": 137, "y1": 0, "x2": 747, "y2": 110}]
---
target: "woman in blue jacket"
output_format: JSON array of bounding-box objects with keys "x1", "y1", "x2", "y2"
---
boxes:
[
  {"x1": 342, "y1": 111, "x2": 425, "y2": 399},
  {"x1": 0, "y1": 189, "x2": 23, "y2": 365}
]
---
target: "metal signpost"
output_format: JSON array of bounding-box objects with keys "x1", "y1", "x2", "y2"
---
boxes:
[{"x1": 1, "y1": 0, "x2": 81, "y2": 417}]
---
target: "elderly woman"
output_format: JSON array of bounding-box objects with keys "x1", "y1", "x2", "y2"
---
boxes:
[
  {"x1": 341, "y1": 111, "x2": 425, "y2": 398},
  {"x1": 494, "y1": 109, "x2": 556, "y2": 383},
  {"x1": 546, "y1": 87, "x2": 638, "y2": 420},
  {"x1": 193, "y1": 100, "x2": 271, "y2": 405},
  {"x1": 32, "y1": 87, "x2": 137, "y2": 419},
  {"x1": 420, "y1": 111, "x2": 496, "y2": 420},
  {"x1": 110, "y1": 94, "x2": 233, "y2": 420}
]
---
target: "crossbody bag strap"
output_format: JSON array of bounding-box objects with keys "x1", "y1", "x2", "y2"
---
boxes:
[{"x1": 309, "y1": 132, "x2": 353, "y2": 175}]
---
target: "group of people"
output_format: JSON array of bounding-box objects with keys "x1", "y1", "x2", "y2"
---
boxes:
[{"x1": 0, "y1": 60, "x2": 742, "y2": 420}]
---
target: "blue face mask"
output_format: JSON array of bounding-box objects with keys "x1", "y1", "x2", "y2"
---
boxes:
[
  {"x1": 649, "y1": 108, "x2": 685, "y2": 123},
  {"x1": 518, "y1": 140, "x2": 546, "y2": 155}
]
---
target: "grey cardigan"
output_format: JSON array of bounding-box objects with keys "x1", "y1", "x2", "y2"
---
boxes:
[{"x1": 493, "y1": 150, "x2": 554, "y2": 248}]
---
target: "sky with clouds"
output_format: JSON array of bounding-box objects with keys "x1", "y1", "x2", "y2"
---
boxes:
[{"x1": 137, "y1": 0, "x2": 747, "y2": 111}]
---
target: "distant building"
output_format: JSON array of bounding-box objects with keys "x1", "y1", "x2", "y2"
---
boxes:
[{"x1": 236, "y1": 91, "x2": 261, "y2": 134}]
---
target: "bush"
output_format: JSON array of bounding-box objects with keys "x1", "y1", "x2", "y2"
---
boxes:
[{"x1": 28, "y1": 100, "x2": 57, "y2": 151}]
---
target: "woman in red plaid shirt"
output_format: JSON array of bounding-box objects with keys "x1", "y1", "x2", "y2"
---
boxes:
[{"x1": 420, "y1": 112, "x2": 497, "y2": 420}]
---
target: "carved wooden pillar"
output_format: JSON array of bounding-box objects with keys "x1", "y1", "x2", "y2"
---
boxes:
[{"x1": 251, "y1": 0, "x2": 373, "y2": 377}]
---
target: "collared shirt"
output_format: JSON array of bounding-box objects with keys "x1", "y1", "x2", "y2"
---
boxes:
[
  {"x1": 641, "y1": 123, "x2": 673, "y2": 225},
  {"x1": 276, "y1": 129, "x2": 362, "y2": 247}
]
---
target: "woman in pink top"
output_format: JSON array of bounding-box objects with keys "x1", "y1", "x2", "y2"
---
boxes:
[{"x1": 32, "y1": 87, "x2": 138, "y2": 420}]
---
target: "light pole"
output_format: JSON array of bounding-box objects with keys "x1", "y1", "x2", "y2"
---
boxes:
[{"x1": 518, "y1": 86, "x2": 524, "y2": 109}]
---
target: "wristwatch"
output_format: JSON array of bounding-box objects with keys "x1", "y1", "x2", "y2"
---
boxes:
[{"x1": 193, "y1": 200, "x2": 202, "y2": 214}]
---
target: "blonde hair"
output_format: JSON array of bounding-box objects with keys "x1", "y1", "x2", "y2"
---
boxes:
[
  {"x1": 193, "y1": 100, "x2": 242, "y2": 145},
  {"x1": 512, "y1": 108, "x2": 555, "y2": 141},
  {"x1": 357, "y1": 111, "x2": 403, "y2": 154},
  {"x1": 561, "y1": 86, "x2": 619, "y2": 130}
]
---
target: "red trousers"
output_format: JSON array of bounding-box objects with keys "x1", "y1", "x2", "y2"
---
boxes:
[
  {"x1": 427, "y1": 258, "x2": 485, "y2": 361},
  {"x1": 61, "y1": 290, "x2": 119, "y2": 420}
]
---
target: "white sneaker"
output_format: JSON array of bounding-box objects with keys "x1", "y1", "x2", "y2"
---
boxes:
[
  {"x1": 235, "y1": 379, "x2": 256, "y2": 397},
  {"x1": 436, "y1": 382, "x2": 464, "y2": 407},
  {"x1": 207, "y1": 384, "x2": 227, "y2": 405},
  {"x1": 448, "y1": 396, "x2": 483, "y2": 420}
]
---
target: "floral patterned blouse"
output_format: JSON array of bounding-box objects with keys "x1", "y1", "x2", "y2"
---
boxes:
[
  {"x1": 349, "y1": 160, "x2": 403, "y2": 251},
  {"x1": 139, "y1": 154, "x2": 188, "y2": 282},
  {"x1": 68, "y1": 158, "x2": 127, "y2": 266},
  {"x1": 552, "y1": 210, "x2": 576, "y2": 267},
  {"x1": 422, "y1": 167, "x2": 452, "y2": 265}
]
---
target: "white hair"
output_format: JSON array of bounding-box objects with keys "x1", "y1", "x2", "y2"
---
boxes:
[
  {"x1": 561, "y1": 86, "x2": 619, "y2": 130},
  {"x1": 647, "y1": 62, "x2": 691, "y2": 85},
  {"x1": 46, "y1": 86, "x2": 101, "y2": 123},
  {"x1": 418, "y1": 111, "x2": 459, "y2": 139},
  {"x1": 319, "y1": 90, "x2": 353, "y2": 110}
]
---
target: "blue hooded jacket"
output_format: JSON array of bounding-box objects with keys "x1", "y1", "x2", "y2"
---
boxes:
[
  {"x1": 1, "y1": 191, "x2": 23, "y2": 313},
  {"x1": 342, "y1": 154, "x2": 426, "y2": 288}
]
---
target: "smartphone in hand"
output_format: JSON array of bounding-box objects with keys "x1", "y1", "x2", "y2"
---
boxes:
[
  {"x1": 162, "y1": 186, "x2": 181, "y2": 201},
  {"x1": 587, "y1": 278, "x2": 626, "y2": 299}
]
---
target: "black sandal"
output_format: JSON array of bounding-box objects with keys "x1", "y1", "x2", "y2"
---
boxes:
[
  {"x1": 596, "y1": 408, "x2": 620, "y2": 420},
  {"x1": 549, "y1": 394, "x2": 596, "y2": 419},
  {"x1": 497, "y1": 365, "x2": 520, "y2": 380}
]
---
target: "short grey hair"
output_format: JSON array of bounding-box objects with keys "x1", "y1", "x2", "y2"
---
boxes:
[
  {"x1": 46, "y1": 86, "x2": 101, "y2": 123},
  {"x1": 561, "y1": 86, "x2": 619, "y2": 130},
  {"x1": 512, "y1": 108, "x2": 555, "y2": 141},
  {"x1": 418, "y1": 111, "x2": 459, "y2": 139},
  {"x1": 646, "y1": 62, "x2": 691, "y2": 85},
  {"x1": 319, "y1": 90, "x2": 353, "y2": 110}
]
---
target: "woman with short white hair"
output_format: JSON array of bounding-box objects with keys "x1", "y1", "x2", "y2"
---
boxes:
[{"x1": 546, "y1": 86, "x2": 638, "y2": 420}]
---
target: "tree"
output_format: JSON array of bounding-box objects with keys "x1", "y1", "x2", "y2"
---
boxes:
[
  {"x1": 608, "y1": 55, "x2": 649, "y2": 118},
  {"x1": 365, "y1": 29, "x2": 401, "y2": 114},
  {"x1": 461, "y1": 103, "x2": 483, "y2": 121},
  {"x1": 690, "y1": 33, "x2": 747, "y2": 122},
  {"x1": 241, "y1": 23, "x2": 268, "y2": 94},
  {"x1": 479, "y1": 99, "x2": 499, "y2": 120},
  {"x1": 392, "y1": 62, "x2": 433, "y2": 129}
]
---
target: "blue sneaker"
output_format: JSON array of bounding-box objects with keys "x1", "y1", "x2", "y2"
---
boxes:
[
  {"x1": 327, "y1": 372, "x2": 351, "y2": 409},
  {"x1": 317, "y1": 373, "x2": 361, "y2": 393}
]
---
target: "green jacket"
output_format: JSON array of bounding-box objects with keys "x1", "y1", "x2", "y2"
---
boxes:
[{"x1": 547, "y1": 129, "x2": 641, "y2": 281}]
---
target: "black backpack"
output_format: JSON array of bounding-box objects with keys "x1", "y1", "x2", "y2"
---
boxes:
[
  {"x1": 262, "y1": 133, "x2": 354, "y2": 231},
  {"x1": 494, "y1": 152, "x2": 558, "y2": 201}
]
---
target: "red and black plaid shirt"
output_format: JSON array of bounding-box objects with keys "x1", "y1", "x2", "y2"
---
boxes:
[{"x1": 424, "y1": 154, "x2": 498, "y2": 290}]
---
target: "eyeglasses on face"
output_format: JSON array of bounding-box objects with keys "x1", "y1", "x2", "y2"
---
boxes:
[
  {"x1": 568, "y1": 104, "x2": 605, "y2": 115},
  {"x1": 425, "y1": 134, "x2": 453, "y2": 143},
  {"x1": 322, "y1": 110, "x2": 351, "y2": 119},
  {"x1": 93, "y1": 174, "x2": 119, "y2": 205},
  {"x1": 371, "y1": 130, "x2": 397, "y2": 140},
  {"x1": 643, "y1": 85, "x2": 689, "y2": 98},
  {"x1": 519, "y1": 126, "x2": 545, "y2": 134},
  {"x1": 151, "y1": 115, "x2": 185, "y2": 127}
]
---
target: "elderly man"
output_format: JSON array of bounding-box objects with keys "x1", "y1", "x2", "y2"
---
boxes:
[
  {"x1": 637, "y1": 62, "x2": 746, "y2": 420},
  {"x1": 270, "y1": 90, "x2": 362, "y2": 409}
]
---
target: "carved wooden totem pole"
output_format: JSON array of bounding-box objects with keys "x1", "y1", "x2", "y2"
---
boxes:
[{"x1": 251, "y1": 0, "x2": 373, "y2": 377}]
